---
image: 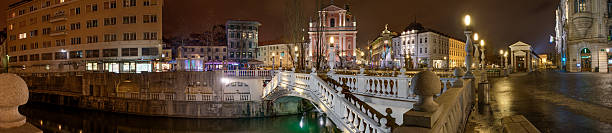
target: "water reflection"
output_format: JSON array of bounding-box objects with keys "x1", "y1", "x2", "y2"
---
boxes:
[{"x1": 20, "y1": 103, "x2": 340, "y2": 133}]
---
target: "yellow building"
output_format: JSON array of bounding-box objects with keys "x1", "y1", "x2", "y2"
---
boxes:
[
  {"x1": 258, "y1": 43, "x2": 300, "y2": 69},
  {"x1": 6, "y1": 0, "x2": 163, "y2": 73},
  {"x1": 449, "y1": 38, "x2": 466, "y2": 68}
]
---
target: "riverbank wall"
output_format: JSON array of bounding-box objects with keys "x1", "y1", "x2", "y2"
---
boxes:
[{"x1": 20, "y1": 71, "x2": 305, "y2": 118}]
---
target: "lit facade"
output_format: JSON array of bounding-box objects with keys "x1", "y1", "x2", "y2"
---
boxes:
[
  {"x1": 369, "y1": 25, "x2": 396, "y2": 68},
  {"x1": 393, "y1": 22, "x2": 452, "y2": 69},
  {"x1": 226, "y1": 20, "x2": 261, "y2": 68},
  {"x1": 6, "y1": 0, "x2": 163, "y2": 73},
  {"x1": 307, "y1": 4, "x2": 357, "y2": 68},
  {"x1": 258, "y1": 43, "x2": 302, "y2": 69},
  {"x1": 176, "y1": 45, "x2": 228, "y2": 71},
  {"x1": 448, "y1": 38, "x2": 466, "y2": 68},
  {"x1": 556, "y1": 0, "x2": 612, "y2": 72}
]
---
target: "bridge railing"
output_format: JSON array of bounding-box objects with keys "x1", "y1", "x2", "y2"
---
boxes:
[
  {"x1": 321, "y1": 76, "x2": 393, "y2": 133},
  {"x1": 329, "y1": 73, "x2": 457, "y2": 100},
  {"x1": 222, "y1": 70, "x2": 273, "y2": 77},
  {"x1": 115, "y1": 92, "x2": 176, "y2": 101}
]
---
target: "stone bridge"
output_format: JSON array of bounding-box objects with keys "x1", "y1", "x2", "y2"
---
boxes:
[{"x1": 262, "y1": 69, "x2": 478, "y2": 133}]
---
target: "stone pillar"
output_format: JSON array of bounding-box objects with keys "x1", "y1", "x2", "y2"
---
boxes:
[
  {"x1": 400, "y1": 71, "x2": 442, "y2": 131},
  {"x1": 0, "y1": 74, "x2": 42, "y2": 133},
  {"x1": 527, "y1": 50, "x2": 532, "y2": 72},
  {"x1": 397, "y1": 68, "x2": 410, "y2": 98}
]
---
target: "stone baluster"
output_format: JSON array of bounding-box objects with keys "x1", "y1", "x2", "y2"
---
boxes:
[{"x1": 0, "y1": 74, "x2": 42, "y2": 133}]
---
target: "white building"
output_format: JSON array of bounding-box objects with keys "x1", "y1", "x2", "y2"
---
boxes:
[
  {"x1": 555, "y1": 0, "x2": 612, "y2": 72},
  {"x1": 393, "y1": 22, "x2": 451, "y2": 69}
]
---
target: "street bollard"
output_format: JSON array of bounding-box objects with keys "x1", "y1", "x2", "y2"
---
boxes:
[{"x1": 478, "y1": 82, "x2": 490, "y2": 114}]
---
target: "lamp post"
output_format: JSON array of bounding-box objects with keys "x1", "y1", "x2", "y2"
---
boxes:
[
  {"x1": 499, "y1": 50, "x2": 504, "y2": 68},
  {"x1": 473, "y1": 33, "x2": 480, "y2": 70},
  {"x1": 480, "y1": 40, "x2": 486, "y2": 70},
  {"x1": 272, "y1": 52, "x2": 275, "y2": 70},
  {"x1": 463, "y1": 15, "x2": 474, "y2": 78},
  {"x1": 504, "y1": 51, "x2": 508, "y2": 76}
]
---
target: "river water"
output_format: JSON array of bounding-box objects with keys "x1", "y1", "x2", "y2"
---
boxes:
[
  {"x1": 19, "y1": 103, "x2": 340, "y2": 133},
  {"x1": 490, "y1": 72, "x2": 612, "y2": 133}
]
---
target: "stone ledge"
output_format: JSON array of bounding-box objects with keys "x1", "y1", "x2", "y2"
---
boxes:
[{"x1": 0, "y1": 123, "x2": 42, "y2": 133}]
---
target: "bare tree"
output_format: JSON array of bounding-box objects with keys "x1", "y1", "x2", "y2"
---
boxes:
[{"x1": 284, "y1": 0, "x2": 306, "y2": 70}]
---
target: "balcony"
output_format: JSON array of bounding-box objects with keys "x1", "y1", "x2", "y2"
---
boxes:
[
  {"x1": 49, "y1": 30, "x2": 67, "y2": 36},
  {"x1": 49, "y1": 14, "x2": 67, "y2": 23}
]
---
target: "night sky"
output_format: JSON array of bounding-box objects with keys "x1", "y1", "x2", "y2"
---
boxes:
[{"x1": 1, "y1": 0, "x2": 559, "y2": 56}]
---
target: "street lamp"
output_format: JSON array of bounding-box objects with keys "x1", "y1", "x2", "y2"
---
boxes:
[
  {"x1": 474, "y1": 33, "x2": 479, "y2": 41},
  {"x1": 463, "y1": 15, "x2": 474, "y2": 78},
  {"x1": 272, "y1": 52, "x2": 276, "y2": 70},
  {"x1": 499, "y1": 50, "x2": 504, "y2": 68},
  {"x1": 480, "y1": 40, "x2": 486, "y2": 69}
]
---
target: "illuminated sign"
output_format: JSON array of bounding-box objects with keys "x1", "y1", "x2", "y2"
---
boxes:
[
  {"x1": 562, "y1": 57, "x2": 566, "y2": 62},
  {"x1": 581, "y1": 56, "x2": 591, "y2": 58}
]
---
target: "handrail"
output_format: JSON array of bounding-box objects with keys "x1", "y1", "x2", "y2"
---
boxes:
[{"x1": 321, "y1": 75, "x2": 398, "y2": 130}]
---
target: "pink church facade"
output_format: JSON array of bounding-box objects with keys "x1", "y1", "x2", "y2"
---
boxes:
[{"x1": 307, "y1": 4, "x2": 358, "y2": 68}]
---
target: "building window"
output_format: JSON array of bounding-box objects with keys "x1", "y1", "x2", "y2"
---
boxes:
[
  {"x1": 70, "y1": 22, "x2": 81, "y2": 30},
  {"x1": 86, "y1": 50, "x2": 100, "y2": 58},
  {"x1": 575, "y1": 0, "x2": 587, "y2": 13},
  {"x1": 123, "y1": 32, "x2": 136, "y2": 40},
  {"x1": 43, "y1": 41, "x2": 52, "y2": 48},
  {"x1": 142, "y1": 47, "x2": 158, "y2": 56},
  {"x1": 87, "y1": 36, "x2": 99, "y2": 43},
  {"x1": 19, "y1": 55, "x2": 28, "y2": 62},
  {"x1": 30, "y1": 54, "x2": 40, "y2": 61},
  {"x1": 105, "y1": 1, "x2": 118, "y2": 9},
  {"x1": 20, "y1": 44, "x2": 27, "y2": 51},
  {"x1": 123, "y1": 0, "x2": 137, "y2": 7},
  {"x1": 103, "y1": 49, "x2": 119, "y2": 57},
  {"x1": 55, "y1": 52, "x2": 68, "y2": 60},
  {"x1": 29, "y1": 30, "x2": 38, "y2": 37},
  {"x1": 42, "y1": 28, "x2": 51, "y2": 35},
  {"x1": 143, "y1": 32, "x2": 157, "y2": 40},
  {"x1": 330, "y1": 18, "x2": 335, "y2": 27},
  {"x1": 609, "y1": 0, "x2": 612, "y2": 17},
  {"x1": 121, "y1": 48, "x2": 138, "y2": 56},
  {"x1": 104, "y1": 17, "x2": 117, "y2": 26},
  {"x1": 143, "y1": 14, "x2": 157, "y2": 23},
  {"x1": 104, "y1": 34, "x2": 117, "y2": 42},
  {"x1": 56, "y1": 39, "x2": 66, "y2": 46},
  {"x1": 86, "y1": 20, "x2": 99, "y2": 28},
  {"x1": 70, "y1": 37, "x2": 82, "y2": 45},
  {"x1": 123, "y1": 16, "x2": 136, "y2": 24},
  {"x1": 30, "y1": 43, "x2": 39, "y2": 49},
  {"x1": 70, "y1": 51, "x2": 83, "y2": 58},
  {"x1": 18, "y1": 33, "x2": 27, "y2": 39}
]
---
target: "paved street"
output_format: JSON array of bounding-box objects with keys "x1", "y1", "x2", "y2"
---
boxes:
[{"x1": 490, "y1": 72, "x2": 612, "y2": 133}]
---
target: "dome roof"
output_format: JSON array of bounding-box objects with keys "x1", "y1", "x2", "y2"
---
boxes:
[{"x1": 404, "y1": 22, "x2": 425, "y2": 32}]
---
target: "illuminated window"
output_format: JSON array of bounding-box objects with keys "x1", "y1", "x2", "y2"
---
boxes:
[
  {"x1": 575, "y1": 0, "x2": 587, "y2": 13},
  {"x1": 18, "y1": 33, "x2": 27, "y2": 39},
  {"x1": 8, "y1": 24, "x2": 13, "y2": 30},
  {"x1": 60, "y1": 0, "x2": 65, "y2": 3}
]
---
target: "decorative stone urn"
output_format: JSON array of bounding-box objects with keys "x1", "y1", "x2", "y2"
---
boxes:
[
  {"x1": 0, "y1": 74, "x2": 29, "y2": 128},
  {"x1": 452, "y1": 68, "x2": 465, "y2": 87},
  {"x1": 411, "y1": 71, "x2": 441, "y2": 112},
  {"x1": 572, "y1": 12, "x2": 593, "y2": 38}
]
